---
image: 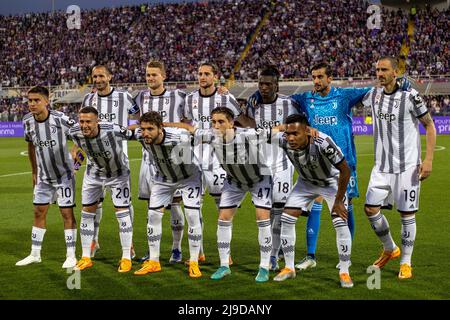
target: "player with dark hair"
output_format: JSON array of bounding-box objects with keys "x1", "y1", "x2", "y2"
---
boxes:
[{"x1": 17, "y1": 86, "x2": 78, "y2": 269}]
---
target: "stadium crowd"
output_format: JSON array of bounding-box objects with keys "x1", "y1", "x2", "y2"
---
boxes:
[{"x1": 0, "y1": 0, "x2": 448, "y2": 87}]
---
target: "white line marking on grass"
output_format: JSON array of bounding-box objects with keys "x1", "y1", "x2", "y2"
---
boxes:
[{"x1": 0, "y1": 158, "x2": 143, "y2": 178}]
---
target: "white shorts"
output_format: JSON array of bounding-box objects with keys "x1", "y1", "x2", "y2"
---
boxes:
[
  {"x1": 139, "y1": 161, "x2": 182, "y2": 202},
  {"x1": 149, "y1": 171, "x2": 203, "y2": 210},
  {"x1": 82, "y1": 173, "x2": 131, "y2": 208},
  {"x1": 365, "y1": 165, "x2": 420, "y2": 212},
  {"x1": 219, "y1": 176, "x2": 273, "y2": 210},
  {"x1": 285, "y1": 177, "x2": 348, "y2": 215},
  {"x1": 272, "y1": 163, "x2": 294, "y2": 205},
  {"x1": 202, "y1": 167, "x2": 227, "y2": 197},
  {"x1": 33, "y1": 175, "x2": 76, "y2": 208}
]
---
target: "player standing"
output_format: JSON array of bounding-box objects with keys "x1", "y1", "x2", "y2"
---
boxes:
[
  {"x1": 69, "y1": 107, "x2": 134, "y2": 272},
  {"x1": 361, "y1": 56, "x2": 436, "y2": 279},
  {"x1": 133, "y1": 60, "x2": 187, "y2": 263},
  {"x1": 166, "y1": 107, "x2": 274, "y2": 282},
  {"x1": 16, "y1": 86, "x2": 77, "y2": 269},
  {"x1": 183, "y1": 62, "x2": 242, "y2": 262},
  {"x1": 272, "y1": 114, "x2": 353, "y2": 288},
  {"x1": 81, "y1": 65, "x2": 138, "y2": 258},
  {"x1": 133, "y1": 112, "x2": 203, "y2": 278},
  {"x1": 245, "y1": 66, "x2": 301, "y2": 271}
]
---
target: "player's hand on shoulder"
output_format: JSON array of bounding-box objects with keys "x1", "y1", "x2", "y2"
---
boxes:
[
  {"x1": 217, "y1": 86, "x2": 229, "y2": 95},
  {"x1": 306, "y1": 126, "x2": 319, "y2": 138},
  {"x1": 247, "y1": 91, "x2": 263, "y2": 108},
  {"x1": 396, "y1": 75, "x2": 412, "y2": 91}
]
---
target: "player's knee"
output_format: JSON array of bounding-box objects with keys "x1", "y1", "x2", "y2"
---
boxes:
[
  {"x1": 399, "y1": 211, "x2": 416, "y2": 217},
  {"x1": 33, "y1": 205, "x2": 47, "y2": 218},
  {"x1": 314, "y1": 196, "x2": 324, "y2": 203},
  {"x1": 284, "y1": 208, "x2": 301, "y2": 218},
  {"x1": 364, "y1": 205, "x2": 380, "y2": 216},
  {"x1": 60, "y1": 208, "x2": 75, "y2": 222},
  {"x1": 148, "y1": 209, "x2": 163, "y2": 225}
]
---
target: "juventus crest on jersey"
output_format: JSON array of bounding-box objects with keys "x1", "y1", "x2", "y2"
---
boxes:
[
  {"x1": 68, "y1": 122, "x2": 131, "y2": 179},
  {"x1": 23, "y1": 110, "x2": 75, "y2": 184},
  {"x1": 246, "y1": 94, "x2": 300, "y2": 173},
  {"x1": 134, "y1": 89, "x2": 185, "y2": 122},
  {"x1": 81, "y1": 88, "x2": 137, "y2": 126},
  {"x1": 362, "y1": 88, "x2": 428, "y2": 173},
  {"x1": 275, "y1": 131, "x2": 345, "y2": 187},
  {"x1": 246, "y1": 94, "x2": 300, "y2": 130},
  {"x1": 184, "y1": 89, "x2": 241, "y2": 129}
]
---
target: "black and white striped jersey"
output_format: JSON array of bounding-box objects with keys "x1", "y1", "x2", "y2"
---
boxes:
[
  {"x1": 276, "y1": 131, "x2": 345, "y2": 187},
  {"x1": 23, "y1": 110, "x2": 75, "y2": 184},
  {"x1": 362, "y1": 87, "x2": 428, "y2": 173},
  {"x1": 81, "y1": 88, "x2": 137, "y2": 127},
  {"x1": 68, "y1": 122, "x2": 131, "y2": 179},
  {"x1": 195, "y1": 127, "x2": 271, "y2": 188},
  {"x1": 134, "y1": 89, "x2": 185, "y2": 122},
  {"x1": 246, "y1": 94, "x2": 300, "y2": 173},
  {"x1": 184, "y1": 89, "x2": 241, "y2": 129},
  {"x1": 137, "y1": 127, "x2": 198, "y2": 184},
  {"x1": 134, "y1": 88, "x2": 186, "y2": 168}
]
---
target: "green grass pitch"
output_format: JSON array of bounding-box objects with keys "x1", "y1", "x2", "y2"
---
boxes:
[{"x1": 0, "y1": 135, "x2": 449, "y2": 300}]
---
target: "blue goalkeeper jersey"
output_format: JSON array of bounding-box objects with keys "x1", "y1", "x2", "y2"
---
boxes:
[{"x1": 291, "y1": 87, "x2": 370, "y2": 167}]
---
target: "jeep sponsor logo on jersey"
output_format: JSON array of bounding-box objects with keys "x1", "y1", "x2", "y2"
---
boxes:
[
  {"x1": 314, "y1": 115, "x2": 338, "y2": 125},
  {"x1": 37, "y1": 139, "x2": 57, "y2": 148},
  {"x1": 99, "y1": 113, "x2": 116, "y2": 122},
  {"x1": 376, "y1": 111, "x2": 396, "y2": 122},
  {"x1": 91, "y1": 150, "x2": 112, "y2": 159}
]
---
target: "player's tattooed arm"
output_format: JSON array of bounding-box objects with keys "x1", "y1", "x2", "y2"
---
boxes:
[
  {"x1": 27, "y1": 142, "x2": 37, "y2": 187},
  {"x1": 418, "y1": 112, "x2": 436, "y2": 181}
]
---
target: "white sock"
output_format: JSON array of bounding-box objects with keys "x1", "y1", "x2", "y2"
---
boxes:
[
  {"x1": 368, "y1": 211, "x2": 396, "y2": 251},
  {"x1": 170, "y1": 203, "x2": 184, "y2": 251},
  {"x1": 280, "y1": 213, "x2": 297, "y2": 270},
  {"x1": 93, "y1": 205, "x2": 102, "y2": 242},
  {"x1": 217, "y1": 220, "x2": 232, "y2": 267},
  {"x1": 332, "y1": 217, "x2": 352, "y2": 274},
  {"x1": 147, "y1": 209, "x2": 163, "y2": 262},
  {"x1": 116, "y1": 210, "x2": 133, "y2": 259},
  {"x1": 400, "y1": 215, "x2": 416, "y2": 265},
  {"x1": 31, "y1": 226, "x2": 46, "y2": 257},
  {"x1": 185, "y1": 208, "x2": 202, "y2": 262},
  {"x1": 80, "y1": 211, "x2": 95, "y2": 258},
  {"x1": 257, "y1": 219, "x2": 272, "y2": 269},
  {"x1": 270, "y1": 208, "x2": 283, "y2": 257},
  {"x1": 64, "y1": 229, "x2": 77, "y2": 257}
]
